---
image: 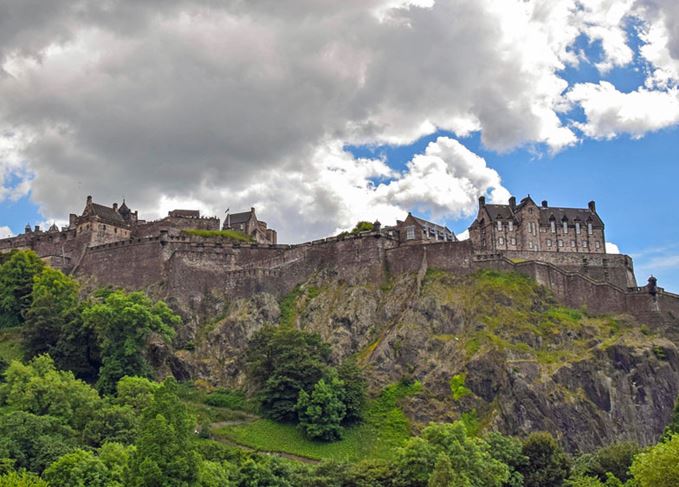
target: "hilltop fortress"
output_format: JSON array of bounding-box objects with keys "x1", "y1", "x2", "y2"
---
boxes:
[{"x1": 1, "y1": 194, "x2": 677, "y2": 326}]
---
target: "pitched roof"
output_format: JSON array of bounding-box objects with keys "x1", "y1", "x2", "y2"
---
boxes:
[
  {"x1": 88, "y1": 203, "x2": 126, "y2": 225},
  {"x1": 227, "y1": 211, "x2": 254, "y2": 225},
  {"x1": 482, "y1": 204, "x2": 515, "y2": 221}
]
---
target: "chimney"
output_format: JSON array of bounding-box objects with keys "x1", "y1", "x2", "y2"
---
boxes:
[
  {"x1": 541, "y1": 200, "x2": 548, "y2": 208},
  {"x1": 25, "y1": 224, "x2": 32, "y2": 234},
  {"x1": 509, "y1": 196, "x2": 516, "y2": 209},
  {"x1": 86, "y1": 195, "x2": 92, "y2": 205},
  {"x1": 479, "y1": 196, "x2": 486, "y2": 207},
  {"x1": 69, "y1": 214, "x2": 77, "y2": 227},
  {"x1": 588, "y1": 200, "x2": 596, "y2": 212},
  {"x1": 113, "y1": 203, "x2": 118, "y2": 212},
  {"x1": 34, "y1": 225, "x2": 41, "y2": 233}
]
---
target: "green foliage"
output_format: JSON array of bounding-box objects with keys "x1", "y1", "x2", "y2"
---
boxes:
[
  {"x1": 0, "y1": 411, "x2": 78, "y2": 473},
  {"x1": 197, "y1": 460, "x2": 234, "y2": 486},
  {"x1": 519, "y1": 432, "x2": 571, "y2": 487},
  {"x1": 126, "y1": 378, "x2": 200, "y2": 487},
  {"x1": 450, "y1": 373, "x2": 472, "y2": 401},
  {"x1": 337, "y1": 359, "x2": 366, "y2": 424},
  {"x1": 278, "y1": 287, "x2": 303, "y2": 328},
  {"x1": 486, "y1": 431, "x2": 528, "y2": 487},
  {"x1": 662, "y1": 395, "x2": 679, "y2": 440},
  {"x1": 0, "y1": 251, "x2": 45, "y2": 328},
  {"x1": 246, "y1": 326, "x2": 331, "y2": 422},
  {"x1": 629, "y1": 433, "x2": 679, "y2": 487},
  {"x1": 183, "y1": 228, "x2": 254, "y2": 242},
  {"x1": 115, "y1": 376, "x2": 160, "y2": 413},
  {"x1": 572, "y1": 441, "x2": 639, "y2": 483},
  {"x1": 297, "y1": 376, "x2": 347, "y2": 441},
  {"x1": 428, "y1": 452, "x2": 454, "y2": 486},
  {"x1": 82, "y1": 290, "x2": 179, "y2": 394},
  {"x1": 22, "y1": 268, "x2": 84, "y2": 364},
  {"x1": 394, "y1": 421, "x2": 510, "y2": 487},
  {"x1": 81, "y1": 403, "x2": 138, "y2": 447},
  {"x1": 204, "y1": 389, "x2": 252, "y2": 411},
  {"x1": 0, "y1": 327, "x2": 23, "y2": 364},
  {"x1": 0, "y1": 355, "x2": 101, "y2": 431},
  {"x1": 337, "y1": 221, "x2": 375, "y2": 238},
  {"x1": 0, "y1": 469, "x2": 48, "y2": 487},
  {"x1": 43, "y1": 449, "x2": 114, "y2": 487}
]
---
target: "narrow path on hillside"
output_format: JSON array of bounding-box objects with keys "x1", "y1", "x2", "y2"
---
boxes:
[{"x1": 208, "y1": 417, "x2": 321, "y2": 464}]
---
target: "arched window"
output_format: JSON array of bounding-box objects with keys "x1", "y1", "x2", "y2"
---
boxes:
[
  {"x1": 549, "y1": 216, "x2": 556, "y2": 233},
  {"x1": 562, "y1": 217, "x2": 568, "y2": 234},
  {"x1": 587, "y1": 222, "x2": 593, "y2": 235},
  {"x1": 575, "y1": 222, "x2": 581, "y2": 234}
]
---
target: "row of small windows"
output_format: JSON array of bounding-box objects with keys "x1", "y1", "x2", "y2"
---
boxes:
[
  {"x1": 497, "y1": 237, "x2": 601, "y2": 250},
  {"x1": 495, "y1": 220, "x2": 594, "y2": 235}
]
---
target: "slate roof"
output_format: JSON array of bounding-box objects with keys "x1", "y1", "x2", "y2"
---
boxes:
[
  {"x1": 88, "y1": 203, "x2": 126, "y2": 225},
  {"x1": 538, "y1": 207, "x2": 603, "y2": 227},
  {"x1": 227, "y1": 211, "x2": 253, "y2": 225}
]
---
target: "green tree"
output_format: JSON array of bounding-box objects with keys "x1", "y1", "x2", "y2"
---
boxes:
[
  {"x1": 0, "y1": 356, "x2": 101, "y2": 431},
  {"x1": 83, "y1": 290, "x2": 179, "y2": 394},
  {"x1": 337, "y1": 359, "x2": 366, "y2": 424},
  {"x1": 82, "y1": 403, "x2": 138, "y2": 447},
  {"x1": 428, "y1": 453, "x2": 455, "y2": 487},
  {"x1": 486, "y1": 431, "x2": 527, "y2": 487},
  {"x1": 629, "y1": 433, "x2": 679, "y2": 487},
  {"x1": 0, "y1": 469, "x2": 48, "y2": 487},
  {"x1": 0, "y1": 411, "x2": 77, "y2": 473},
  {"x1": 126, "y1": 379, "x2": 200, "y2": 487},
  {"x1": 197, "y1": 460, "x2": 234, "y2": 487},
  {"x1": 0, "y1": 251, "x2": 44, "y2": 328},
  {"x1": 43, "y1": 449, "x2": 113, "y2": 487},
  {"x1": 519, "y1": 432, "x2": 571, "y2": 487},
  {"x1": 395, "y1": 422, "x2": 509, "y2": 487},
  {"x1": 115, "y1": 376, "x2": 160, "y2": 413},
  {"x1": 22, "y1": 268, "x2": 80, "y2": 359},
  {"x1": 246, "y1": 326, "x2": 331, "y2": 422},
  {"x1": 296, "y1": 376, "x2": 346, "y2": 441},
  {"x1": 572, "y1": 441, "x2": 638, "y2": 483}
]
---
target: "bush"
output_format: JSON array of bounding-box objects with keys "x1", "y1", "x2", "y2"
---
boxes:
[{"x1": 297, "y1": 376, "x2": 346, "y2": 442}]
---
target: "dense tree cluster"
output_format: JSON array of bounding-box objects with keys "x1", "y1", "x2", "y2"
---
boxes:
[{"x1": 246, "y1": 326, "x2": 366, "y2": 441}]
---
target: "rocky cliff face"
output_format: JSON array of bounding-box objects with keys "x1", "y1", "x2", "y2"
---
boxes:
[{"x1": 172, "y1": 268, "x2": 679, "y2": 453}]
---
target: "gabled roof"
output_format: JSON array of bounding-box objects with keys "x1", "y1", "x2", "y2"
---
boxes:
[
  {"x1": 412, "y1": 216, "x2": 453, "y2": 234},
  {"x1": 85, "y1": 203, "x2": 126, "y2": 225},
  {"x1": 482, "y1": 204, "x2": 515, "y2": 221},
  {"x1": 227, "y1": 211, "x2": 254, "y2": 225}
]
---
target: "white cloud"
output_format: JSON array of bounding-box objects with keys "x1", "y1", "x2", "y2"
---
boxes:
[
  {"x1": 1, "y1": 0, "x2": 679, "y2": 234},
  {"x1": 0, "y1": 226, "x2": 13, "y2": 238},
  {"x1": 567, "y1": 81, "x2": 679, "y2": 138},
  {"x1": 605, "y1": 241, "x2": 621, "y2": 254}
]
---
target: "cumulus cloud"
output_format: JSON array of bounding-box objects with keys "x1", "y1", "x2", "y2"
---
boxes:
[
  {"x1": 567, "y1": 81, "x2": 679, "y2": 138},
  {"x1": 0, "y1": 226, "x2": 13, "y2": 238},
  {"x1": 605, "y1": 241, "x2": 621, "y2": 254},
  {"x1": 0, "y1": 0, "x2": 678, "y2": 238}
]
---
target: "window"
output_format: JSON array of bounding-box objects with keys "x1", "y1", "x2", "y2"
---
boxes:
[
  {"x1": 571, "y1": 240, "x2": 576, "y2": 247},
  {"x1": 582, "y1": 241, "x2": 588, "y2": 248},
  {"x1": 562, "y1": 221, "x2": 568, "y2": 234},
  {"x1": 595, "y1": 241, "x2": 601, "y2": 249},
  {"x1": 528, "y1": 241, "x2": 534, "y2": 249},
  {"x1": 497, "y1": 220, "x2": 502, "y2": 231},
  {"x1": 575, "y1": 222, "x2": 581, "y2": 234},
  {"x1": 498, "y1": 237, "x2": 504, "y2": 245},
  {"x1": 558, "y1": 240, "x2": 564, "y2": 247},
  {"x1": 587, "y1": 223, "x2": 593, "y2": 235},
  {"x1": 529, "y1": 222, "x2": 537, "y2": 235},
  {"x1": 510, "y1": 237, "x2": 516, "y2": 245},
  {"x1": 547, "y1": 239, "x2": 552, "y2": 247},
  {"x1": 508, "y1": 221, "x2": 513, "y2": 232},
  {"x1": 406, "y1": 226, "x2": 415, "y2": 240},
  {"x1": 550, "y1": 220, "x2": 556, "y2": 233}
]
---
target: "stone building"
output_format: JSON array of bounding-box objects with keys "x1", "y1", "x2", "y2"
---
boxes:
[
  {"x1": 223, "y1": 208, "x2": 277, "y2": 245},
  {"x1": 386, "y1": 212, "x2": 457, "y2": 244},
  {"x1": 70, "y1": 196, "x2": 134, "y2": 246},
  {"x1": 468, "y1": 195, "x2": 606, "y2": 253}
]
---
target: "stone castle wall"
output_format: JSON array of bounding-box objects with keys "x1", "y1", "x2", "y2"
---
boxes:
[{"x1": 66, "y1": 231, "x2": 678, "y2": 328}]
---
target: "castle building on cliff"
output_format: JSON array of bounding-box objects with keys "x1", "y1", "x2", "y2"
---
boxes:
[{"x1": 4, "y1": 192, "x2": 673, "y2": 326}]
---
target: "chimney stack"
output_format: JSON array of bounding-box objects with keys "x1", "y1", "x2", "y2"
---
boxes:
[
  {"x1": 113, "y1": 203, "x2": 118, "y2": 211},
  {"x1": 509, "y1": 196, "x2": 516, "y2": 209},
  {"x1": 541, "y1": 200, "x2": 548, "y2": 208},
  {"x1": 479, "y1": 195, "x2": 486, "y2": 207},
  {"x1": 588, "y1": 200, "x2": 596, "y2": 212},
  {"x1": 86, "y1": 195, "x2": 93, "y2": 205}
]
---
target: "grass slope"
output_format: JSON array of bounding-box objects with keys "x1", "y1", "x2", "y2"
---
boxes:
[
  {"x1": 215, "y1": 381, "x2": 421, "y2": 462},
  {"x1": 182, "y1": 228, "x2": 254, "y2": 242}
]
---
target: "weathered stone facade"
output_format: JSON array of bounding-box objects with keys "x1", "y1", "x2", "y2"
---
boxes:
[
  {"x1": 223, "y1": 208, "x2": 277, "y2": 245},
  {"x1": 2, "y1": 193, "x2": 676, "y2": 328},
  {"x1": 469, "y1": 195, "x2": 606, "y2": 254}
]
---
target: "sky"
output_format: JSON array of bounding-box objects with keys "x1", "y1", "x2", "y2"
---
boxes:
[{"x1": 0, "y1": 0, "x2": 678, "y2": 290}]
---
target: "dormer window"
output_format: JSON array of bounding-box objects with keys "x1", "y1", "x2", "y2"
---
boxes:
[
  {"x1": 562, "y1": 221, "x2": 568, "y2": 234},
  {"x1": 497, "y1": 220, "x2": 502, "y2": 231},
  {"x1": 550, "y1": 220, "x2": 556, "y2": 233},
  {"x1": 508, "y1": 221, "x2": 513, "y2": 232},
  {"x1": 575, "y1": 222, "x2": 581, "y2": 234}
]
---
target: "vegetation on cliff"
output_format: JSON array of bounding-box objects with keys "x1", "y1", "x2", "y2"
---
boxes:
[{"x1": 182, "y1": 228, "x2": 254, "y2": 242}]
